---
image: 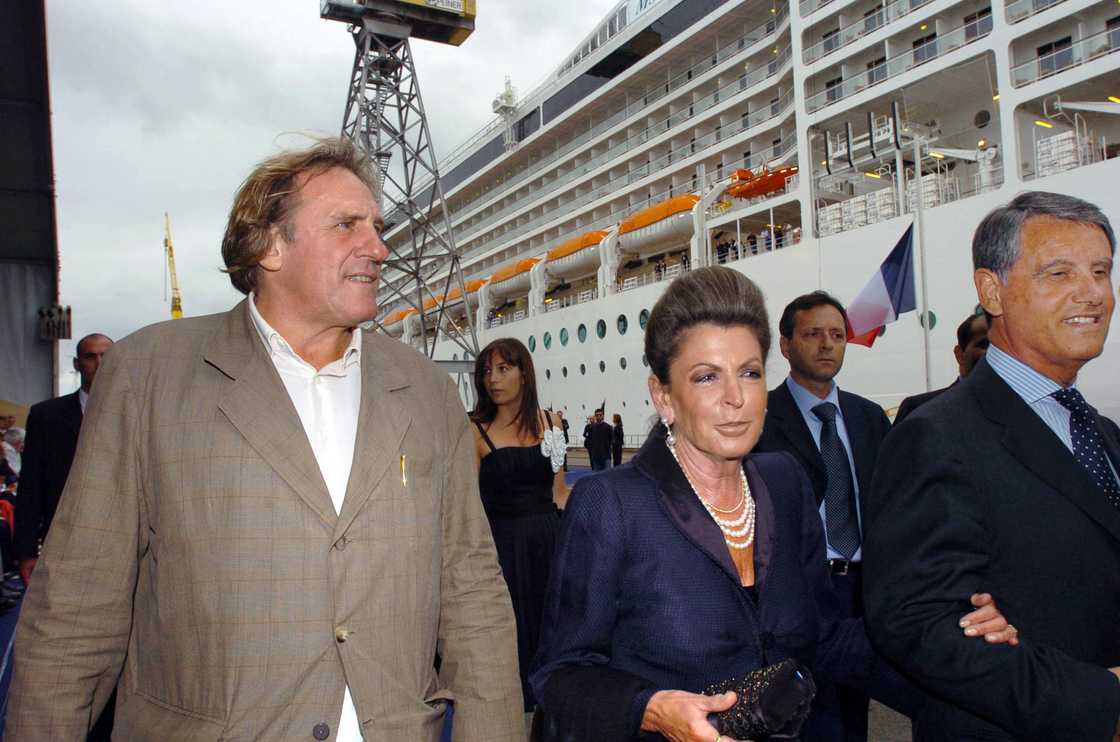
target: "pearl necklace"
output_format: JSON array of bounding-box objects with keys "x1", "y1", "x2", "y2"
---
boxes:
[{"x1": 667, "y1": 439, "x2": 756, "y2": 551}]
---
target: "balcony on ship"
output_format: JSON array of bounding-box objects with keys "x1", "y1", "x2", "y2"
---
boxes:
[
  {"x1": 808, "y1": 54, "x2": 1004, "y2": 237},
  {"x1": 804, "y1": 3, "x2": 994, "y2": 114},
  {"x1": 802, "y1": 0, "x2": 951, "y2": 64},
  {"x1": 1011, "y1": 73, "x2": 1120, "y2": 182},
  {"x1": 1009, "y1": 4, "x2": 1120, "y2": 87}
]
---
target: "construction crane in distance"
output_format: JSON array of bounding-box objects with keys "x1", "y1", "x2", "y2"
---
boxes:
[{"x1": 163, "y1": 213, "x2": 184, "y2": 320}]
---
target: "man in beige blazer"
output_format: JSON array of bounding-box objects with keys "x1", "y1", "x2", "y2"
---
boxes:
[{"x1": 5, "y1": 138, "x2": 523, "y2": 741}]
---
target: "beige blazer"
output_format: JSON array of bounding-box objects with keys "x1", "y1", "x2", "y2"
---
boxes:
[{"x1": 5, "y1": 301, "x2": 523, "y2": 741}]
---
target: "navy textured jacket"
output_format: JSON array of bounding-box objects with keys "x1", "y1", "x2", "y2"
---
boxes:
[{"x1": 530, "y1": 433, "x2": 894, "y2": 740}]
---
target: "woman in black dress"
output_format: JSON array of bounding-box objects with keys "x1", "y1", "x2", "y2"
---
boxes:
[
  {"x1": 611, "y1": 413, "x2": 624, "y2": 467},
  {"x1": 471, "y1": 338, "x2": 568, "y2": 713}
]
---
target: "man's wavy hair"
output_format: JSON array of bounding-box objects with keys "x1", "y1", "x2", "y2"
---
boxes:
[{"x1": 221, "y1": 137, "x2": 379, "y2": 295}]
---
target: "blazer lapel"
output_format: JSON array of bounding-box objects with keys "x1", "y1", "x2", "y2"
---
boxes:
[
  {"x1": 769, "y1": 382, "x2": 825, "y2": 500},
  {"x1": 973, "y1": 361, "x2": 1120, "y2": 544},
  {"x1": 64, "y1": 391, "x2": 83, "y2": 436},
  {"x1": 205, "y1": 301, "x2": 337, "y2": 528},
  {"x1": 635, "y1": 435, "x2": 742, "y2": 586},
  {"x1": 333, "y1": 332, "x2": 414, "y2": 540}
]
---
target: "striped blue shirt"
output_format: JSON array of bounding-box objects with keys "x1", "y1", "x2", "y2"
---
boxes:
[{"x1": 986, "y1": 344, "x2": 1120, "y2": 486}]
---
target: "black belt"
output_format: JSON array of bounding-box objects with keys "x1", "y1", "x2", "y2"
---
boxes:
[{"x1": 828, "y1": 559, "x2": 861, "y2": 576}]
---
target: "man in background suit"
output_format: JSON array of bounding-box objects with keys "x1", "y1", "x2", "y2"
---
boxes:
[
  {"x1": 7, "y1": 138, "x2": 522, "y2": 741},
  {"x1": 13, "y1": 333, "x2": 112, "y2": 585},
  {"x1": 586, "y1": 408, "x2": 613, "y2": 471},
  {"x1": 755, "y1": 291, "x2": 891, "y2": 742},
  {"x1": 865, "y1": 191, "x2": 1120, "y2": 740},
  {"x1": 894, "y1": 311, "x2": 989, "y2": 423}
]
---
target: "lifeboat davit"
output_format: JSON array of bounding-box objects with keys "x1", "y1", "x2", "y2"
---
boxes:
[
  {"x1": 544, "y1": 230, "x2": 606, "y2": 281},
  {"x1": 726, "y1": 166, "x2": 799, "y2": 200},
  {"x1": 488, "y1": 257, "x2": 539, "y2": 298},
  {"x1": 616, "y1": 195, "x2": 700, "y2": 255}
]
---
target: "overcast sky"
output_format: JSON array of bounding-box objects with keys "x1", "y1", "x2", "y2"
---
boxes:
[{"x1": 47, "y1": 0, "x2": 607, "y2": 391}]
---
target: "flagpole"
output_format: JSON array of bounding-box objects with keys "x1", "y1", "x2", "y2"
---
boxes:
[{"x1": 912, "y1": 139, "x2": 933, "y2": 392}]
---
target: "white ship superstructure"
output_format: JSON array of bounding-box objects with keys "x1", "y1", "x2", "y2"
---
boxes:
[{"x1": 378, "y1": 0, "x2": 1120, "y2": 429}]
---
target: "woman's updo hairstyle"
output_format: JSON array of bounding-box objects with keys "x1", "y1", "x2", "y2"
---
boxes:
[{"x1": 643, "y1": 266, "x2": 771, "y2": 385}]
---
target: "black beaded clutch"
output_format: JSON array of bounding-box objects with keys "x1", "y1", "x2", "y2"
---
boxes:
[{"x1": 705, "y1": 659, "x2": 816, "y2": 740}]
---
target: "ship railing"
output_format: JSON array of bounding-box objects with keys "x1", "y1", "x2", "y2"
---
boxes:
[
  {"x1": 1005, "y1": 0, "x2": 1067, "y2": 23},
  {"x1": 386, "y1": 9, "x2": 791, "y2": 238},
  {"x1": 712, "y1": 228, "x2": 803, "y2": 264},
  {"x1": 1010, "y1": 26, "x2": 1120, "y2": 87},
  {"x1": 805, "y1": 20, "x2": 991, "y2": 113},
  {"x1": 614, "y1": 260, "x2": 691, "y2": 295},
  {"x1": 803, "y1": 0, "x2": 936, "y2": 63},
  {"x1": 800, "y1": 0, "x2": 838, "y2": 20},
  {"x1": 456, "y1": 84, "x2": 796, "y2": 259}
]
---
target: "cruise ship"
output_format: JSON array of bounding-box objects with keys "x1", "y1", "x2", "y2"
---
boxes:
[{"x1": 376, "y1": 0, "x2": 1120, "y2": 429}]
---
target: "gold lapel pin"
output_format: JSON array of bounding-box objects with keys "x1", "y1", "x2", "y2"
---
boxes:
[{"x1": 400, "y1": 454, "x2": 407, "y2": 487}]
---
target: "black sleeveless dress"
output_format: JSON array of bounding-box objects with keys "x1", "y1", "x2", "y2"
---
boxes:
[{"x1": 475, "y1": 422, "x2": 561, "y2": 711}]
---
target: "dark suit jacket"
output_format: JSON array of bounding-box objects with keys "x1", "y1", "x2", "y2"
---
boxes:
[
  {"x1": 530, "y1": 433, "x2": 898, "y2": 741},
  {"x1": 587, "y1": 422, "x2": 612, "y2": 461},
  {"x1": 13, "y1": 391, "x2": 82, "y2": 561},
  {"x1": 893, "y1": 382, "x2": 955, "y2": 424},
  {"x1": 755, "y1": 380, "x2": 891, "y2": 511},
  {"x1": 864, "y1": 358, "x2": 1120, "y2": 741}
]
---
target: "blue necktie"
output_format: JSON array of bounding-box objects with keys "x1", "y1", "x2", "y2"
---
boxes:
[
  {"x1": 812, "y1": 402, "x2": 861, "y2": 559},
  {"x1": 1052, "y1": 388, "x2": 1120, "y2": 509}
]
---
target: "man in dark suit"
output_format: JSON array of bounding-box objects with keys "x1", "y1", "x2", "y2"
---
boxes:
[
  {"x1": 865, "y1": 191, "x2": 1120, "y2": 740},
  {"x1": 586, "y1": 408, "x2": 613, "y2": 471},
  {"x1": 14, "y1": 332, "x2": 112, "y2": 585},
  {"x1": 894, "y1": 311, "x2": 989, "y2": 423},
  {"x1": 755, "y1": 291, "x2": 891, "y2": 742}
]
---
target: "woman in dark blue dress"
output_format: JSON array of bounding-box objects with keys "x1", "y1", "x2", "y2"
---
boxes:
[
  {"x1": 471, "y1": 338, "x2": 567, "y2": 714},
  {"x1": 530, "y1": 268, "x2": 1017, "y2": 742}
]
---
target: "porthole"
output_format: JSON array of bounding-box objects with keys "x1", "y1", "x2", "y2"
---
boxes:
[
  {"x1": 562, "y1": 366, "x2": 568, "y2": 378},
  {"x1": 560, "y1": 328, "x2": 570, "y2": 346},
  {"x1": 641, "y1": 354, "x2": 648, "y2": 367},
  {"x1": 577, "y1": 324, "x2": 588, "y2": 343},
  {"x1": 599, "y1": 360, "x2": 606, "y2": 373},
  {"x1": 545, "y1": 369, "x2": 551, "y2": 380},
  {"x1": 620, "y1": 357, "x2": 627, "y2": 370},
  {"x1": 528, "y1": 336, "x2": 536, "y2": 352},
  {"x1": 639, "y1": 309, "x2": 650, "y2": 329},
  {"x1": 580, "y1": 363, "x2": 586, "y2": 375},
  {"x1": 543, "y1": 332, "x2": 552, "y2": 349},
  {"x1": 596, "y1": 319, "x2": 607, "y2": 338},
  {"x1": 617, "y1": 314, "x2": 628, "y2": 335},
  {"x1": 452, "y1": 353, "x2": 459, "y2": 361}
]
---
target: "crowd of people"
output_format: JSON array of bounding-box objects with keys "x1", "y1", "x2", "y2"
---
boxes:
[{"x1": 3, "y1": 137, "x2": 1118, "y2": 742}]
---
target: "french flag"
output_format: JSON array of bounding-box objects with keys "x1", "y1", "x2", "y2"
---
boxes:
[{"x1": 846, "y1": 223, "x2": 916, "y2": 347}]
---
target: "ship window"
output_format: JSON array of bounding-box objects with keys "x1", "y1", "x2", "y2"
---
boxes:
[
  {"x1": 913, "y1": 33, "x2": 938, "y2": 65},
  {"x1": 543, "y1": 332, "x2": 552, "y2": 349},
  {"x1": 528, "y1": 336, "x2": 536, "y2": 352},
  {"x1": 863, "y1": 5, "x2": 883, "y2": 33},
  {"x1": 617, "y1": 314, "x2": 629, "y2": 335},
  {"x1": 867, "y1": 57, "x2": 887, "y2": 85},
  {"x1": 620, "y1": 357, "x2": 628, "y2": 370},
  {"x1": 822, "y1": 28, "x2": 840, "y2": 53},
  {"x1": 596, "y1": 319, "x2": 607, "y2": 338},
  {"x1": 580, "y1": 363, "x2": 587, "y2": 375},
  {"x1": 562, "y1": 366, "x2": 568, "y2": 378},
  {"x1": 641, "y1": 354, "x2": 649, "y2": 367},
  {"x1": 825, "y1": 77, "x2": 843, "y2": 103},
  {"x1": 1036, "y1": 36, "x2": 1072, "y2": 77},
  {"x1": 599, "y1": 360, "x2": 607, "y2": 373},
  {"x1": 560, "y1": 328, "x2": 570, "y2": 346},
  {"x1": 578, "y1": 323, "x2": 588, "y2": 342},
  {"x1": 964, "y1": 8, "x2": 992, "y2": 40},
  {"x1": 639, "y1": 309, "x2": 650, "y2": 329},
  {"x1": 1110, "y1": 16, "x2": 1120, "y2": 52},
  {"x1": 546, "y1": 369, "x2": 551, "y2": 380}
]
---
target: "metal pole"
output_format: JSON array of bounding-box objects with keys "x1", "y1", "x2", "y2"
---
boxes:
[{"x1": 912, "y1": 139, "x2": 933, "y2": 392}]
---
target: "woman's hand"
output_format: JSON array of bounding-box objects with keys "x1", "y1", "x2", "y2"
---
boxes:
[
  {"x1": 960, "y1": 593, "x2": 1019, "y2": 645},
  {"x1": 640, "y1": 689, "x2": 748, "y2": 742}
]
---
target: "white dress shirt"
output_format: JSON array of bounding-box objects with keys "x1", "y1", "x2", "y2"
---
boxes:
[
  {"x1": 79, "y1": 388, "x2": 89, "y2": 414},
  {"x1": 249, "y1": 295, "x2": 364, "y2": 741}
]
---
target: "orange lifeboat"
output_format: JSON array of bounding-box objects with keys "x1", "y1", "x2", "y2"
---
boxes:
[
  {"x1": 617, "y1": 195, "x2": 700, "y2": 255},
  {"x1": 545, "y1": 230, "x2": 607, "y2": 280},
  {"x1": 488, "y1": 257, "x2": 540, "y2": 297},
  {"x1": 726, "y1": 166, "x2": 799, "y2": 200},
  {"x1": 381, "y1": 307, "x2": 416, "y2": 337}
]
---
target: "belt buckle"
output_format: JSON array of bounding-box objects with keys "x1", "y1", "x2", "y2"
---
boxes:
[{"x1": 829, "y1": 558, "x2": 850, "y2": 576}]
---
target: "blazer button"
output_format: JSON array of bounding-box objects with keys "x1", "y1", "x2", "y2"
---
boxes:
[
  {"x1": 335, "y1": 536, "x2": 348, "y2": 551},
  {"x1": 335, "y1": 627, "x2": 351, "y2": 643},
  {"x1": 759, "y1": 631, "x2": 775, "y2": 649},
  {"x1": 312, "y1": 722, "x2": 330, "y2": 740}
]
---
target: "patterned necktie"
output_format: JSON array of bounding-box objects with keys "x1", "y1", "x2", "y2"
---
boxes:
[
  {"x1": 1051, "y1": 388, "x2": 1120, "y2": 509},
  {"x1": 812, "y1": 402, "x2": 861, "y2": 558}
]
